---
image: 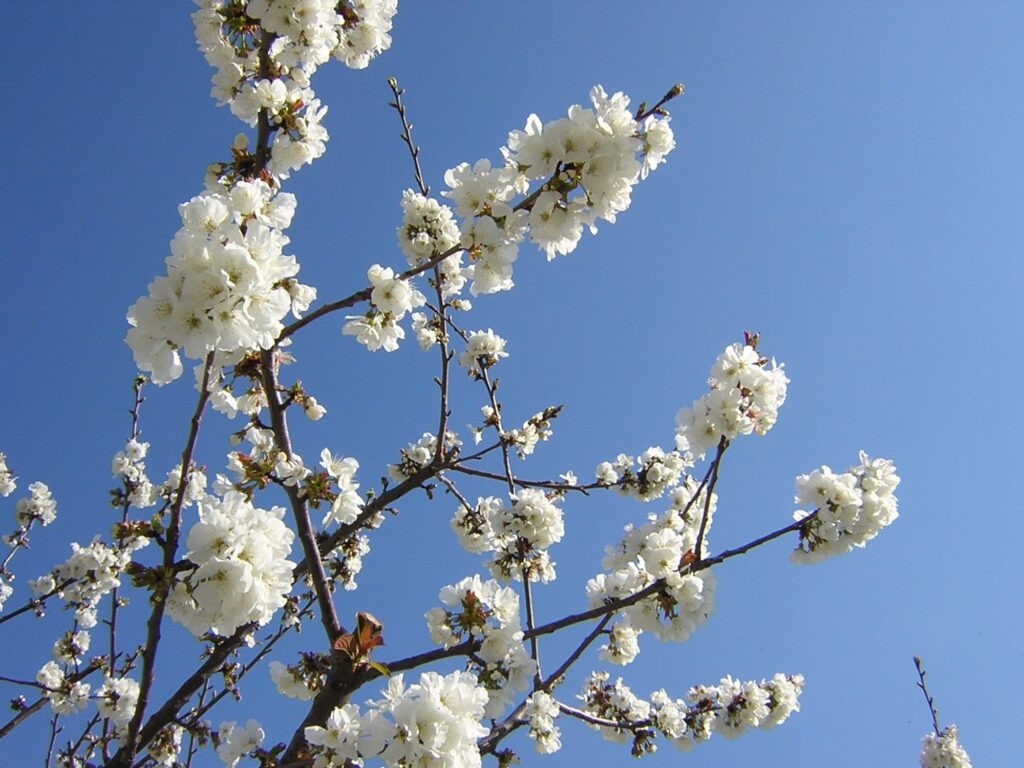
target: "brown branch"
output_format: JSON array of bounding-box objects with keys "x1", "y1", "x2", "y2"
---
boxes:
[
  {"x1": 694, "y1": 438, "x2": 727, "y2": 560},
  {"x1": 260, "y1": 349, "x2": 341, "y2": 642},
  {"x1": 116, "y1": 354, "x2": 214, "y2": 767},
  {"x1": 479, "y1": 613, "x2": 612, "y2": 756},
  {"x1": 387, "y1": 77, "x2": 429, "y2": 196},
  {"x1": 276, "y1": 243, "x2": 461, "y2": 342},
  {"x1": 0, "y1": 662, "x2": 102, "y2": 741},
  {"x1": 913, "y1": 656, "x2": 943, "y2": 736},
  {"x1": 0, "y1": 579, "x2": 75, "y2": 627},
  {"x1": 635, "y1": 83, "x2": 685, "y2": 122}
]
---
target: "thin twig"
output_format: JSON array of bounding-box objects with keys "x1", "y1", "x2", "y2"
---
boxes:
[
  {"x1": 913, "y1": 656, "x2": 943, "y2": 736},
  {"x1": 478, "y1": 612, "x2": 614, "y2": 755},
  {"x1": 260, "y1": 349, "x2": 342, "y2": 642},
  {"x1": 0, "y1": 579, "x2": 74, "y2": 627},
  {"x1": 694, "y1": 438, "x2": 727, "y2": 560},
  {"x1": 635, "y1": 83, "x2": 685, "y2": 122},
  {"x1": 387, "y1": 77, "x2": 430, "y2": 196},
  {"x1": 116, "y1": 354, "x2": 214, "y2": 767},
  {"x1": 373, "y1": 511, "x2": 819, "y2": 689}
]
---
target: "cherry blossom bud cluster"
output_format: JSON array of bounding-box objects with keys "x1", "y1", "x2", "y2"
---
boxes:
[
  {"x1": 343, "y1": 265, "x2": 426, "y2": 351},
  {"x1": 675, "y1": 343, "x2": 788, "y2": 459},
  {"x1": 596, "y1": 447, "x2": 690, "y2": 502},
  {"x1": 167, "y1": 491, "x2": 295, "y2": 636},
  {"x1": 31, "y1": 536, "x2": 142, "y2": 628},
  {"x1": 425, "y1": 575, "x2": 536, "y2": 717},
  {"x1": 216, "y1": 719, "x2": 265, "y2": 768},
  {"x1": 458, "y1": 329, "x2": 508, "y2": 374},
  {"x1": 450, "y1": 490, "x2": 565, "y2": 583},
  {"x1": 304, "y1": 670, "x2": 488, "y2": 768},
  {"x1": 791, "y1": 451, "x2": 900, "y2": 564},
  {"x1": 524, "y1": 690, "x2": 562, "y2": 754},
  {"x1": 921, "y1": 725, "x2": 972, "y2": 768},
  {"x1": 36, "y1": 661, "x2": 90, "y2": 715},
  {"x1": 0, "y1": 452, "x2": 15, "y2": 497},
  {"x1": 127, "y1": 180, "x2": 313, "y2": 384},
  {"x1": 588, "y1": 478, "x2": 718, "y2": 646},
  {"x1": 441, "y1": 85, "x2": 674, "y2": 295}
]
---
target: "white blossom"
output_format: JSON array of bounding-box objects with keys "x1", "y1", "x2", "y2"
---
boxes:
[
  {"x1": 166, "y1": 492, "x2": 295, "y2": 637},
  {"x1": 216, "y1": 719, "x2": 265, "y2": 768},
  {"x1": 675, "y1": 343, "x2": 788, "y2": 458},
  {"x1": 791, "y1": 452, "x2": 900, "y2": 563},
  {"x1": 14, "y1": 481, "x2": 57, "y2": 527},
  {"x1": 36, "y1": 661, "x2": 90, "y2": 715},
  {"x1": 96, "y1": 676, "x2": 140, "y2": 725},
  {"x1": 921, "y1": 725, "x2": 972, "y2": 768},
  {"x1": 0, "y1": 453, "x2": 17, "y2": 497}
]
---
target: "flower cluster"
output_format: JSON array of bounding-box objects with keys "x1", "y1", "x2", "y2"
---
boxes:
[
  {"x1": 0, "y1": 453, "x2": 15, "y2": 497},
  {"x1": 425, "y1": 575, "x2": 535, "y2": 717},
  {"x1": 457, "y1": 329, "x2": 508, "y2": 375},
  {"x1": 450, "y1": 490, "x2": 565, "y2": 583},
  {"x1": 397, "y1": 190, "x2": 461, "y2": 266},
  {"x1": 194, "y1": 1, "x2": 395, "y2": 172},
  {"x1": 36, "y1": 661, "x2": 90, "y2": 716},
  {"x1": 651, "y1": 673, "x2": 804, "y2": 749},
  {"x1": 96, "y1": 676, "x2": 141, "y2": 727},
  {"x1": 921, "y1": 725, "x2": 972, "y2": 768},
  {"x1": 167, "y1": 491, "x2": 294, "y2": 636},
  {"x1": 126, "y1": 180, "x2": 313, "y2": 384},
  {"x1": 524, "y1": 690, "x2": 562, "y2": 754},
  {"x1": 387, "y1": 431, "x2": 460, "y2": 480},
  {"x1": 149, "y1": 724, "x2": 184, "y2": 768},
  {"x1": 675, "y1": 342, "x2": 788, "y2": 458},
  {"x1": 596, "y1": 447, "x2": 690, "y2": 502},
  {"x1": 14, "y1": 481, "x2": 57, "y2": 528},
  {"x1": 216, "y1": 719, "x2": 265, "y2": 768},
  {"x1": 791, "y1": 451, "x2": 900, "y2": 564},
  {"x1": 587, "y1": 477, "x2": 717, "y2": 648},
  {"x1": 52, "y1": 629, "x2": 90, "y2": 665},
  {"x1": 31, "y1": 536, "x2": 143, "y2": 628},
  {"x1": 304, "y1": 670, "x2": 488, "y2": 768},
  {"x1": 111, "y1": 438, "x2": 163, "y2": 508},
  {"x1": 578, "y1": 672, "x2": 654, "y2": 752},
  {"x1": 579, "y1": 671, "x2": 803, "y2": 755},
  {"x1": 319, "y1": 448, "x2": 364, "y2": 526},
  {"x1": 343, "y1": 264, "x2": 426, "y2": 351},
  {"x1": 441, "y1": 85, "x2": 675, "y2": 296},
  {"x1": 269, "y1": 656, "x2": 323, "y2": 701}
]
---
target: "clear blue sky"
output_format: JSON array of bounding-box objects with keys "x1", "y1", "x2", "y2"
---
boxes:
[{"x1": 2, "y1": 2, "x2": 1021, "y2": 765}]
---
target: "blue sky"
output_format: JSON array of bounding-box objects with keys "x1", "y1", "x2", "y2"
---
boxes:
[{"x1": 2, "y1": 2, "x2": 1021, "y2": 765}]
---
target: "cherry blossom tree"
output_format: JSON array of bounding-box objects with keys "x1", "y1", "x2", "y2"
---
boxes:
[{"x1": 0, "y1": 3, "x2": 972, "y2": 768}]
